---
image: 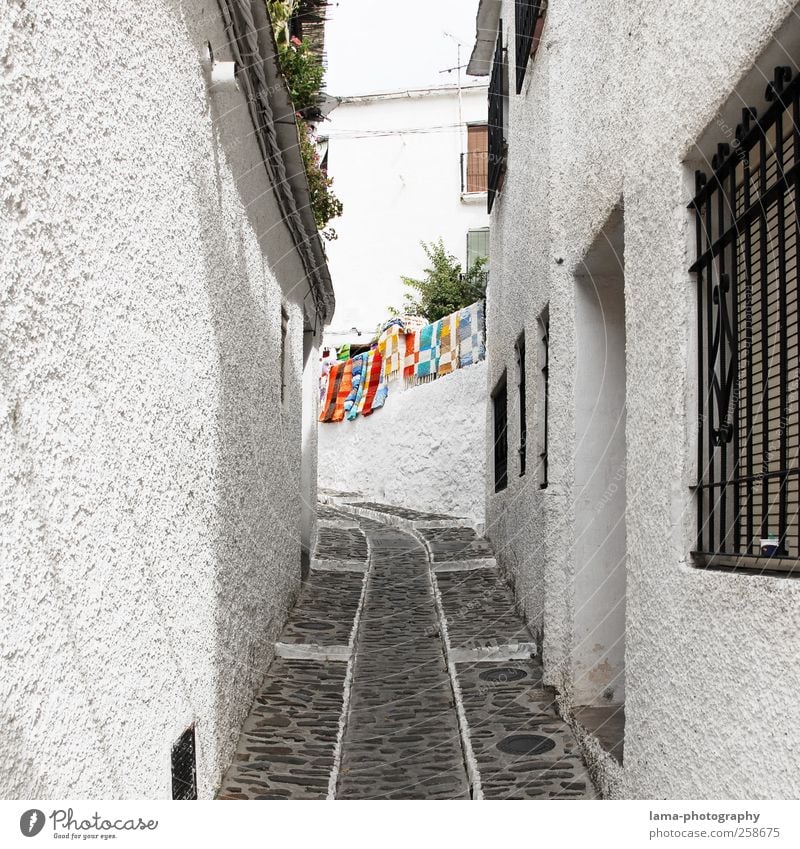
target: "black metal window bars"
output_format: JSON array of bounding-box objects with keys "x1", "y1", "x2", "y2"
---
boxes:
[
  {"x1": 488, "y1": 24, "x2": 507, "y2": 213},
  {"x1": 690, "y1": 65, "x2": 800, "y2": 572},
  {"x1": 493, "y1": 373, "x2": 509, "y2": 492},
  {"x1": 514, "y1": 0, "x2": 543, "y2": 95}
]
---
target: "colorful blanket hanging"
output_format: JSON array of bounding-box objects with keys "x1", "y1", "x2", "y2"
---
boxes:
[
  {"x1": 359, "y1": 349, "x2": 383, "y2": 416},
  {"x1": 414, "y1": 320, "x2": 440, "y2": 384},
  {"x1": 437, "y1": 311, "x2": 460, "y2": 377},
  {"x1": 336, "y1": 343, "x2": 351, "y2": 361},
  {"x1": 457, "y1": 300, "x2": 486, "y2": 367},
  {"x1": 345, "y1": 353, "x2": 369, "y2": 420},
  {"x1": 403, "y1": 331, "x2": 417, "y2": 386},
  {"x1": 378, "y1": 323, "x2": 403, "y2": 382},
  {"x1": 319, "y1": 361, "x2": 344, "y2": 422},
  {"x1": 331, "y1": 358, "x2": 353, "y2": 422}
]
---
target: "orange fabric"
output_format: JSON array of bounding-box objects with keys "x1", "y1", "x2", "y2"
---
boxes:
[{"x1": 331, "y1": 359, "x2": 353, "y2": 422}]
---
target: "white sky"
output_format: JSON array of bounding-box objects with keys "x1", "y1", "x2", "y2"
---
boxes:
[{"x1": 324, "y1": 0, "x2": 482, "y2": 96}]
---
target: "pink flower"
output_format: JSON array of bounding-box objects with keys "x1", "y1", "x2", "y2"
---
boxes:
[{"x1": 290, "y1": 36, "x2": 302, "y2": 47}]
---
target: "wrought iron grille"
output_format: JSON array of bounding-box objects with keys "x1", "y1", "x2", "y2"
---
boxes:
[
  {"x1": 171, "y1": 726, "x2": 198, "y2": 800},
  {"x1": 690, "y1": 65, "x2": 800, "y2": 570},
  {"x1": 493, "y1": 374, "x2": 508, "y2": 492},
  {"x1": 514, "y1": 0, "x2": 542, "y2": 94},
  {"x1": 516, "y1": 335, "x2": 527, "y2": 476},
  {"x1": 539, "y1": 312, "x2": 549, "y2": 490},
  {"x1": 488, "y1": 25, "x2": 507, "y2": 213}
]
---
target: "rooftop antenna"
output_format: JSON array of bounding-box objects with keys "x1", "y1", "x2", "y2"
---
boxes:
[{"x1": 442, "y1": 31, "x2": 465, "y2": 165}]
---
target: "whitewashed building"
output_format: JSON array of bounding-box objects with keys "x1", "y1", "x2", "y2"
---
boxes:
[
  {"x1": 1, "y1": 0, "x2": 333, "y2": 798},
  {"x1": 322, "y1": 83, "x2": 491, "y2": 348},
  {"x1": 470, "y1": 0, "x2": 800, "y2": 797}
]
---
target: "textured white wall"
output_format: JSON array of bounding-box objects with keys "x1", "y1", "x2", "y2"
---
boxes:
[
  {"x1": 323, "y1": 86, "x2": 490, "y2": 337},
  {"x1": 0, "y1": 0, "x2": 318, "y2": 798},
  {"x1": 318, "y1": 363, "x2": 488, "y2": 525},
  {"x1": 483, "y1": 0, "x2": 800, "y2": 798}
]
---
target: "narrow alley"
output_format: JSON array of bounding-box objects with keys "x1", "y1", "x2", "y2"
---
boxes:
[{"x1": 217, "y1": 496, "x2": 594, "y2": 800}]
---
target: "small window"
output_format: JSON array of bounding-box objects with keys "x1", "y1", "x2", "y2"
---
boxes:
[
  {"x1": 538, "y1": 309, "x2": 549, "y2": 489},
  {"x1": 171, "y1": 726, "x2": 198, "y2": 800},
  {"x1": 280, "y1": 306, "x2": 289, "y2": 403},
  {"x1": 464, "y1": 124, "x2": 489, "y2": 193},
  {"x1": 493, "y1": 372, "x2": 508, "y2": 492},
  {"x1": 466, "y1": 228, "x2": 490, "y2": 270},
  {"x1": 516, "y1": 334, "x2": 527, "y2": 476}
]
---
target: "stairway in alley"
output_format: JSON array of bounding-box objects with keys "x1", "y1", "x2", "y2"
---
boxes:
[{"x1": 216, "y1": 498, "x2": 594, "y2": 800}]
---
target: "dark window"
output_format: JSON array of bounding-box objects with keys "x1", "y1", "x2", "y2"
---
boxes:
[
  {"x1": 538, "y1": 310, "x2": 549, "y2": 489},
  {"x1": 463, "y1": 124, "x2": 489, "y2": 193},
  {"x1": 493, "y1": 373, "x2": 508, "y2": 492},
  {"x1": 690, "y1": 65, "x2": 800, "y2": 572},
  {"x1": 171, "y1": 726, "x2": 198, "y2": 800},
  {"x1": 516, "y1": 335, "x2": 527, "y2": 476},
  {"x1": 488, "y1": 24, "x2": 508, "y2": 213},
  {"x1": 514, "y1": 0, "x2": 545, "y2": 94}
]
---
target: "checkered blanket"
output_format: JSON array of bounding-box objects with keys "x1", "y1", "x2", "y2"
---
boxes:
[
  {"x1": 437, "y1": 311, "x2": 461, "y2": 377},
  {"x1": 378, "y1": 323, "x2": 403, "y2": 382},
  {"x1": 414, "y1": 320, "x2": 440, "y2": 383},
  {"x1": 457, "y1": 300, "x2": 486, "y2": 367},
  {"x1": 331, "y1": 358, "x2": 353, "y2": 422},
  {"x1": 404, "y1": 331, "x2": 417, "y2": 386},
  {"x1": 359, "y1": 349, "x2": 384, "y2": 416}
]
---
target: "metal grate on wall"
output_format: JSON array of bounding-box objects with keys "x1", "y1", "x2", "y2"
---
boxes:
[
  {"x1": 690, "y1": 65, "x2": 800, "y2": 572},
  {"x1": 488, "y1": 24, "x2": 507, "y2": 214},
  {"x1": 171, "y1": 726, "x2": 198, "y2": 800},
  {"x1": 514, "y1": 0, "x2": 543, "y2": 94},
  {"x1": 493, "y1": 373, "x2": 509, "y2": 492}
]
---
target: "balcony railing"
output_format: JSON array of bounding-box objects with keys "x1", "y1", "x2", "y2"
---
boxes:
[{"x1": 461, "y1": 150, "x2": 489, "y2": 194}]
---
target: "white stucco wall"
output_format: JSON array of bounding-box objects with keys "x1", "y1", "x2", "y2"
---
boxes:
[
  {"x1": 0, "y1": 0, "x2": 322, "y2": 798},
  {"x1": 480, "y1": 0, "x2": 800, "y2": 798},
  {"x1": 318, "y1": 363, "x2": 488, "y2": 526},
  {"x1": 323, "y1": 84, "x2": 490, "y2": 340}
]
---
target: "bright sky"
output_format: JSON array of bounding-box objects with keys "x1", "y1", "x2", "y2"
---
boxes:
[{"x1": 324, "y1": 0, "x2": 482, "y2": 96}]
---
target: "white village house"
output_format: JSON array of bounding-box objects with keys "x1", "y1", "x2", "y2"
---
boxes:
[
  {"x1": 469, "y1": 0, "x2": 800, "y2": 797},
  {"x1": 322, "y1": 82, "x2": 491, "y2": 345},
  {"x1": 1, "y1": 0, "x2": 333, "y2": 798}
]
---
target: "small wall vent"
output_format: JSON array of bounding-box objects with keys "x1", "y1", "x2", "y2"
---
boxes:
[{"x1": 171, "y1": 726, "x2": 198, "y2": 800}]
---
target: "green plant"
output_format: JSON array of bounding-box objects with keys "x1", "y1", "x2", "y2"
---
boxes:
[
  {"x1": 268, "y1": 0, "x2": 297, "y2": 49},
  {"x1": 297, "y1": 120, "x2": 343, "y2": 231},
  {"x1": 278, "y1": 36, "x2": 325, "y2": 114},
  {"x1": 395, "y1": 240, "x2": 488, "y2": 323}
]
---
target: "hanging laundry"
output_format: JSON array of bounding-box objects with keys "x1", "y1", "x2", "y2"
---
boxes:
[
  {"x1": 403, "y1": 330, "x2": 417, "y2": 386},
  {"x1": 359, "y1": 349, "x2": 384, "y2": 416},
  {"x1": 377, "y1": 323, "x2": 403, "y2": 382},
  {"x1": 331, "y1": 358, "x2": 353, "y2": 422},
  {"x1": 414, "y1": 320, "x2": 440, "y2": 384},
  {"x1": 437, "y1": 311, "x2": 461, "y2": 377},
  {"x1": 336, "y1": 343, "x2": 351, "y2": 361},
  {"x1": 319, "y1": 360, "x2": 344, "y2": 422},
  {"x1": 457, "y1": 300, "x2": 486, "y2": 367},
  {"x1": 345, "y1": 353, "x2": 369, "y2": 420}
]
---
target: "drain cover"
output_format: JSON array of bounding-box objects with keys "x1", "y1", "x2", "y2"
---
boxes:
[
  {"x1": 497, "y1": 734, "x2": 556, "y2": 756},
  {"x1": 295, "y1": 620, "x2": 334, "y2": 631},
  {"x1": 478, "y1": 667, "x2": 528, "y2": 683}
]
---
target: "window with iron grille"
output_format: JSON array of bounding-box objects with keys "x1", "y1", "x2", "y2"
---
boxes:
[
  {"x1": 280, "y1": 305, "x2": 289, "y2": 403},
  {"x1": 514, "y1": 0, "x2": 544, "y2": 94},
  {"x1": 516, "y1": 335, "x2": 527, "y2": 476},
  {"x1": 690, "y1": 65, "x2": 800, "y2": 572},
  {"x1": 493, "y1": 373, "x2": 508, "y2": 492},
  {"x1": 171, "y1": 726, "x2": 198, "y2": 800},
  {"x1": 463, "y1": 124, "x2": 489, "y2": 194},
  {"x1": 488, "y1": 24, "x2": 508, "y2": 214},
  {"x1": 538, "y1": 309, "x2": 549, "y2": 489}
]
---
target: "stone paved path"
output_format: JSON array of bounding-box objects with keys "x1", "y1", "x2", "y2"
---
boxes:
[{"x1": 217, "y1": 499, "x2": 595, "y2": 800}]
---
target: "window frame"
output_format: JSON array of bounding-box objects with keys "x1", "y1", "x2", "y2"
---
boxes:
[
  {"x1": 514, "y1": 0, "x2": 544, "y2": 95},
  {"x1": 488, "y1": 22, "x2": 508, "y2": 213},
  {"x1": 492, "y1": 371, "x2": 509, "y2": 493}
]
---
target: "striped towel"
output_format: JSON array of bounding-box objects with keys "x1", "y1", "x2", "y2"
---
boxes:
[
  {"x1": 319, "y1": 361, "x2": 344, "y2": 422},
  {"x1": 331, "y1": 358, "x2": 353, "y2": 422},
  {"x1": 345, "y1": 353, "x2": 369, "y2": 420},
  {"x1": 457, "y1": 300, "x2": 486, "y2": 367},
  {"x1": 359, "y1": 349, "x2": 383, "y2": 416},
  {"x1": 437, "y1": 311, "x2": 460, "y2": 377},
  {"x1": 378, "y1": 324, "x2": 403, "y2": 382},
  {"x1": 414, "y1": 321, "x2": 440, "y2": 384}
]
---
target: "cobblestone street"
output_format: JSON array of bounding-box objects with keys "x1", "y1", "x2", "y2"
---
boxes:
[{"x1": 218, "y1": 498, "x2": 595, "y2": 800}]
